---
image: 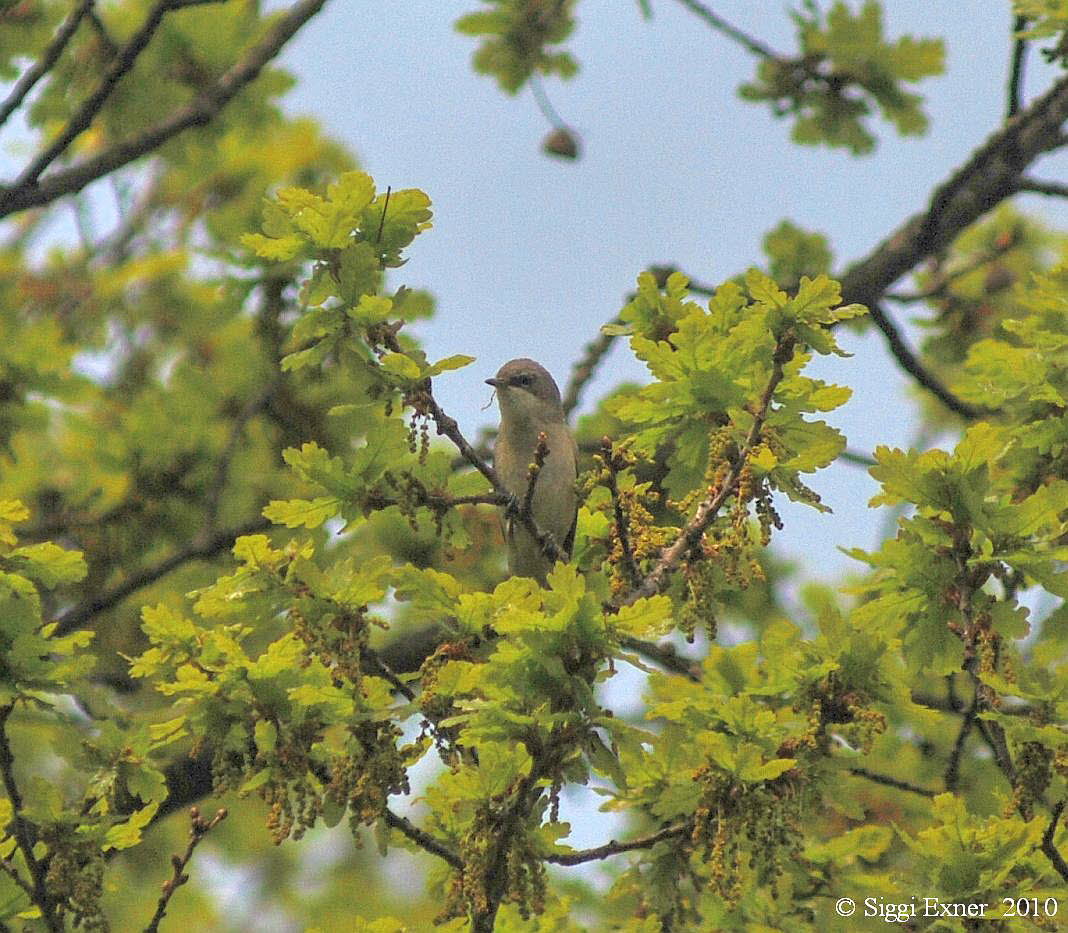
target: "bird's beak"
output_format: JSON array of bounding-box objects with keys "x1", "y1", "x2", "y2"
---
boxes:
[{"x1": 485, "y1": 378, "x2": 502, "y2": 388}]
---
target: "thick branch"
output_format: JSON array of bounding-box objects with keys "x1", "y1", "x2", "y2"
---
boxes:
[
  {"x1": 0, "y1": 0, "x2": 96, "y2": 130},
  {"x1": 839, "y1": 71, "x2": 1068, "y2": 311},
  {"x1": 53, "y1": 516, "x2": 270, "y2": 637},
  {"x1": 0, "y1": 0, "x2": 330, "y2": 217}
]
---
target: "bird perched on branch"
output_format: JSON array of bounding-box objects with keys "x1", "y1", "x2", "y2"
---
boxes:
[{"x1": 486, "y1": 358, "x2": 578, "y2": 584}]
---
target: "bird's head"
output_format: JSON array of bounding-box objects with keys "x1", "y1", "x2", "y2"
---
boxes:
[{"x1": 486, "y1": 358, "x2": 565, "y2": 427}]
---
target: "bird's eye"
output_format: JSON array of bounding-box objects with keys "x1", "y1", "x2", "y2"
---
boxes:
[{"x1": 514, "y1": 374, "x2": 532, "y2": 387}]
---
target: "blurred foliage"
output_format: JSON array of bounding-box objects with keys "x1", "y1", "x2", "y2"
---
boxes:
[
  {"x1": 0, "y1": 0, "x2": 1063, "y2": 931},
  {"x1": 740, "y1": 0, "x2": 944, "y2": 153}
]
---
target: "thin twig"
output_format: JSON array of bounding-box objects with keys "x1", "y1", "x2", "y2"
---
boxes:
[
  {"x1": 203, "y1": 386, "x2": 277, "y2": 532},
  {"x1": 530, "y1": 73, "x2": 567, "y2": 130},
  {"x1": 0, "y1": 855, "x2": 35, "y2": 900},
  {"x1": 383, "y1": 808, "x2": 463, "y2": 869},
  {"x1": 617, "y1": 335, "x2": 795, "y2": 606},
  {"x1": 11, "y1": 0, "x2": 187, "y2": 191},
  {"x1": 520, "y1": 433, "x2": 550, "y2": 519},
  {"x1": 546, "y1": 822, "x2": 690, "y2": 865},
  {"x1": 839, "y1": 448, "x2": 876, "y2": 468},
  {"x1": 884, "y1": 242, "x2": 1014, "y2": 304},
  {"x1": 599, "y1": 438, "x2": 641, "y2": 590},
  {"x1": 0, "y1": 0, "x2": 331, "y2": 217},
  {"x1": 144, "y1": 807, "x2": 227, "y2": 933},
  {"x1": 53, "y1": 516, "x2": 271, "y2": 637},
  {"x1": 0, "y1": 0, "x2": 96, "y2": 130},
  {"x1": 672, "y1": 0, "x2": 777, "y2": 59},
  {"x1": 943, "y1": 695, "x2": 977, "y2": 791},
  {"x1": 1016, "y1": 176, "x2": 1068, "y2": 198},
  {"x1": 561, "y1": 320, "x2": 619, "y2": 419},
  {"x1": 865, "y1": 302, "x2": 983, "y2": 419},
  {"x1": 848, "y1": 767, "x2": 936, "y2": 798},
  {"x1": 1007, "y1": 14, "x2": 1029, "y2": 119},
  {"x1": 1040, "y1": 800, "x2": 1068, "y2": 883},
  {"x1": 619, "y1": 634, "x2": 700, "y2": 681},
  {"x1": 86, "y1": 6, "x2": 119, "y2": 57},
  {"x1": 359, "y1": 646, "x2": 416, "y2": 703},
  {"x1": 0, "y1": 706, "x2": 62, "y2": 931}
]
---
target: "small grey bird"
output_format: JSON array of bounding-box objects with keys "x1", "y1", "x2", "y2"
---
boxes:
[{"x1": 486, "y1": 359, "x2": 578, "y2": 584}]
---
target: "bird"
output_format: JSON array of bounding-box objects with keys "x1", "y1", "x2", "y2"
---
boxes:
[{"x1": 485, "y1": 358, "x2": 578, "y2": 584}]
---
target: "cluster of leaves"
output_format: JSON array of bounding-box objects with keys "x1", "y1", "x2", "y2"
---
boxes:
[
  {"x1": 128, "y1": 164, "x2": 938, "y2": 928},
  {"x1": 456, "y1": 0, "x2": 578, "y2": 94},
  {"x1": 0, "y1": 501, "x2": 176, "y2": 928},
  {"x1": 740, "y1": 0, "x2": 944, "y2": 153}
]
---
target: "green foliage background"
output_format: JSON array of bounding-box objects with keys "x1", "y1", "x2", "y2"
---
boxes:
[{"x1": 0, "y1": 1, "x2": 1064, "y2": 931}]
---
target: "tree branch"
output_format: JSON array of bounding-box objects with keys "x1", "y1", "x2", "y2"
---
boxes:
[
  {"x1": 848, "y1": 767, "x2": 937, "y2": 798},
  {"x1": 839, "y1": 70, "x2": 1068, "y2": 313},
  {"x1": 618, "y1": 634, "x2": 700, "y2": 680},
  {"x1": 0, "y1": 0, "x2": 96, "y2": 130},
  {"x1": 1007, "y1": 14, "x2": 1029, "y2": 120},
  {"x1": 0, "y1": 0, "x2": 331, "y2": 217},
  {"x1": 1041, "y1": 800, "x2": 1068, "y2": 884},
  {"x1": 839, "y1": 448, "x2": 876, "y2": 468},
  {"x1": 203, "y1": 386, "x2": 277, "y2": 533},
  {"x1": 144, "y1": 807, "x2": 227, "y2": 933},
  {"x1": 53, "y1": 516, "x2": 271, "y2": 637},
  {"x1": 546, "y1": 822, "x2": 690, "y2": 865},
  {"x1": 1016, "y1": 176, "x2": 1068, "y2": 198},
  {"x1": 884, "y1": 239, "x2": 1015, "y2": 304},
  {"x1": 671, "y1": 0, "x2": 777, "y2": 60},
  {"x1": 617, "y1": 334, "x2": 794, "y2": 606},
  {"x1": 9, "y1": 0, "x2": 186, "y2": 192},
  {"x1": 0, "y1": 706, "x2": 61, "y2": 931},
  {"x1": 943, "y1": 695, "x2": 978, "y2": 791},
  {"x1": 383, "y1": 808, "x2": 463, "y2": 870},
  {"x1": 561, "y1": 320, "x2": 619, "y2": 419},
  {"x1": 865, "y1": 302, "x2": 983, "y2": 419}
]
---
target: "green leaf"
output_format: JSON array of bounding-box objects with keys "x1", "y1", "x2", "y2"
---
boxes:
[
  {"x1": 10, "y1": 542, "x2": 86, "y2": 586},
  {"x1": 103, "y1": 802, "x2": 160, "y2": 852},
  {"x1": 424, "y1": 354, "x2": 476, "y2": 377},
  {"x1": 263, "y1": 497, "x2": 339, "y2": 529},
  {"x1": 379, "y1": 352, "x2": 423, "y2": 381}
]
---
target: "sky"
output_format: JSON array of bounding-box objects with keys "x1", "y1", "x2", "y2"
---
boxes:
[{"x1": 276, "y1": 0, "x2": 1068, "y2": 584}]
